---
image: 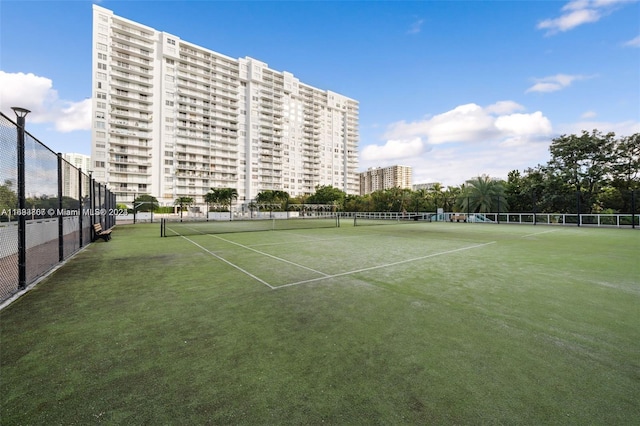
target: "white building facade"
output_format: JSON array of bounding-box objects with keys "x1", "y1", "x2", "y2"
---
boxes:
[
  {"x1": 359, "y1": 165, "x2": 412, "y2": 195},
  {"x1": 91, "y1": 5, "x2": 359, "y2": 209},
  {"x1": 62, "y1": 153, "x2": 92, "y2": 199}
]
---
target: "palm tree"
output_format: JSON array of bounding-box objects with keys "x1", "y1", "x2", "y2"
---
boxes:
[
  {"x1": 256, "y1": 190, "x2": 290, "y2": 214},
  {"x1": 457, "y1": 175, "x2": 509, "y2": 213},
  {"x1": 205, "y1": 188, "x2": 238, "y2": 219},
  {"x1": 220, "y1": 188, "x2": 238, "y2": 220},
  {"x1": 412, "y1": 188, "x2": 429, "y2": 214},
  {"x1": 174, "y1": 196, "x2": 194, "y2": 220}
]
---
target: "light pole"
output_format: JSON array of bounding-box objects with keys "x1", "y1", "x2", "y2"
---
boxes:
[{"x1": 12, "y1": 107, "x2": 30, "y2": 290}]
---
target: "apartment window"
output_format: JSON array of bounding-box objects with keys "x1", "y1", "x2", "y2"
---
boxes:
[
  {"x1": 166, "y1": 100, "x2": 174, "y2": 107},
  {"x1": 166, "y1": 59, "x2": 174, "y2": 65},
  {"x1": 96, "y1": 112, "x2": 105, "y2": 119},
  {"x1": 167, "y1": 38, "x2": 176, "y2": 45},
  {"x1": 96, "y1": 43, "x2": 107, "y2": 51},
  {"x1": 97, "y1": 102, "x2": 106, "y2": 109},
  {"x1": 94, "y1": 121, "x2": 105, "y2": 129},
  {"x1": 98, "y1": 53, "x2": 107, "y2": 60},
  {"x1": 95, "y1": 161, "x2": 105, "y2": 168},
  {"x1": 96, "y1": 92, "x2": 106, "y2": 100}
]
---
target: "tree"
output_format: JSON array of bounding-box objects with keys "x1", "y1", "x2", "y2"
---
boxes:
[
  {"x1": 174, "y1": 196, "x2": 194, "y2": 219},
  {"x1": 255, "y1": 190, "x2": 290, "y2": 211},
  {"x1": 306, "y1": 185, "x2": 346, "y2": 209},
  {"x1": 0, "y1": 180, "x2": 17, "y2": 221},
  {"x1": 205, "y1": 187, "x2": 238, "y2": 219},
  {"x1": 429, "y1": 183, "x2": 444, "y2": 210},
  {"x1": 133, "y1": 194, "x2": 158, "y2": 212},
  {"x1": 547, "y1": 130, "x2": 615, "y2": 213},
  {"x1": 442, "y1": 186, "x2": 461, "y2": 212},
  {"x1": 410, "y1": 188, "x2": 429, "y2": 214},
  {"x1": 609, "y1": 133, "x2": 640, "y2": 212},
  {"x1": 457, "y1": 175, "x2": 509, "y2": 213}
]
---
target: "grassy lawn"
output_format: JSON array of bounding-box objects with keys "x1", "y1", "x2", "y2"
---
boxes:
[{"x1": 1, "y1": 222, "x2": 639, "y2": 424}]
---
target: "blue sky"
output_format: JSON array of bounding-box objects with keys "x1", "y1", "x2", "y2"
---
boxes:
[{"x1": 1, "y1": 0, "x2": 638, "y2": 186}]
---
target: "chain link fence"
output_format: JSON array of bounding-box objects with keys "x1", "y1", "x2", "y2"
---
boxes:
[{"x1": 0, "y1": 111, "x2": 115, "y2": 304}]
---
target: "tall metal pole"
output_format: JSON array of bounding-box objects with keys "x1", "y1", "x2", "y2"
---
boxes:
[
  {"x1": 78, "y1": 168, "x2": 84, "y2": 246},
  {"x1": 57, "y1": 153, "x2": 64, "y2": 261},
  {"x1": 12, "y1": 107, "x2": 30, "y2": 290}
]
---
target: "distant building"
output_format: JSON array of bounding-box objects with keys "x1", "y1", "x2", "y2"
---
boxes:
[
  {"x1": 90, "y1": 5, "x2": 359, "y2": 208},
  {"x1": 62, "y1": 153, "x2": 92, "y2": 198},
  {"x1": 359, "y1": 165, "x2": 412, "y2": 195},
  {"x1": 412, "y1": 182, "x2": 440, "y2": 191}
]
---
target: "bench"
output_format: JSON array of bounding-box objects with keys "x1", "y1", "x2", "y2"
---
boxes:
[
  {"x1": 93, "y1": 223, "x2": 113, "y2": 242},
  {"x1": 450, "y1": 214, "x2": 467, "y2": 222}
]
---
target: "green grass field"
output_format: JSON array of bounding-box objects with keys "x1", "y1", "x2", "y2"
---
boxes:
[{"x1": 1, "y1": 221, "x2": 639, "y2": 424}]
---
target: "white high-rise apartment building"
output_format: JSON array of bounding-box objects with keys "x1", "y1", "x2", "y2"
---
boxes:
[
  {"x1": 359, "y1": 165, "x2": 412, "y2": 195},
  {"x1": 90, "y1": 5, "x2": 359, "y2": 209},
  {"x1": 62, "y1": 153, "x2": 92, "y2": 199}
]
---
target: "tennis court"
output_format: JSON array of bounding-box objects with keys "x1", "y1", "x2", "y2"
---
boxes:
[
  {"x1": 2, "y1": 221, "x2": 639, "y2": 424},
  {"x1": 164, "y1": 217, "x2": 495, "y2": 290}
]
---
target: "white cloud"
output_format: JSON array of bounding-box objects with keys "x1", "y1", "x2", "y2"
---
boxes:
[
  {"x1": 484, "y1": 101, "x2": 525, "y2": 115},
  {"x1": 537, "y1": 0, "x2": 636, "y2": 35},
  {"x1": 361, "y1": 102, "x2": 554, "y2": 186},
  {"x1": 525, "y1": 73, "x2": 592, "y2": 93},
  {"x1": 495, "y1": 112, "x2": 552, "y2": 136},
  {"x1": 407, "y1": 18, "x2": 424, "y2": 35},
  {"x1": 0, "y1": 71, "x2": 91, "y2": 132},
  {"x1": 581, "y1": 110, "x2": 598, "y2": 119},
  {"x1": 623, "y1": 35, "x2": 640, "y2": 47},
  {"x1": 361, "y1": 137, "x2": 425, "y2": 162}
]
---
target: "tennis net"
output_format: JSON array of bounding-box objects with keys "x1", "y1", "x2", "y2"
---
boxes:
[{"x1": 161, "y1": 215, "x2": 340, "y2": 237}]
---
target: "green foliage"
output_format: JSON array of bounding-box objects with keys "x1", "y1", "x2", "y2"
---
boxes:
[
  {"x1": 457, "y1": 175, "x2": 508, "y2": 213},
  {"x1": 133, "y1": 194, "x2": 159, "y2": 212},
  {"x1": 255, "y1": 190, "x2": 290, "y2": 211},
  {"x1": 504, "y1": 131, "x2": 639, "y2": 214},
  {"x1": 0, "y1": 181, "x2": 17, "y2": 220},
  {"x1": 306, "y1": 185, "x2": 346, "y2": 208},
  {"x1": 174, "y1": 196, "x2": 194, "y2": 218}
]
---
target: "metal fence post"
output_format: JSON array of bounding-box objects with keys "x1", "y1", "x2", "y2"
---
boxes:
[
  {"x1": 78, "y1": 168, "x2": 84, "y2": 247},
  {"x1": 12, "y1": 107, "x2": 29, "y2": 290},
  {"x1": 89, "y1": 174, "x2": 95, "y2": 228},
  {"x1": 57, "y1": 153, "x2": 64, "y2": 261}
]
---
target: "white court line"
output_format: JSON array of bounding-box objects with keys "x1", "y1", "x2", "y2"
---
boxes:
[
  {"x1": 210, "y1": 234, "x2": 330, "y2": 277},
  {"x1": 521, "y1": 229, "x2": 560, "y2": 238},
  {"x1": 179, "y1": 235, "x2": 275, "y2": 289},
  {"x1": 274, "y1": 241, "x2": 497, "y2": 290}
]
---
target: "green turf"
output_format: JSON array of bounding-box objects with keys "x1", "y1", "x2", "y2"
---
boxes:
[{"x1": 1, "y1": 222, "x2": 639, "y2": 424}]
